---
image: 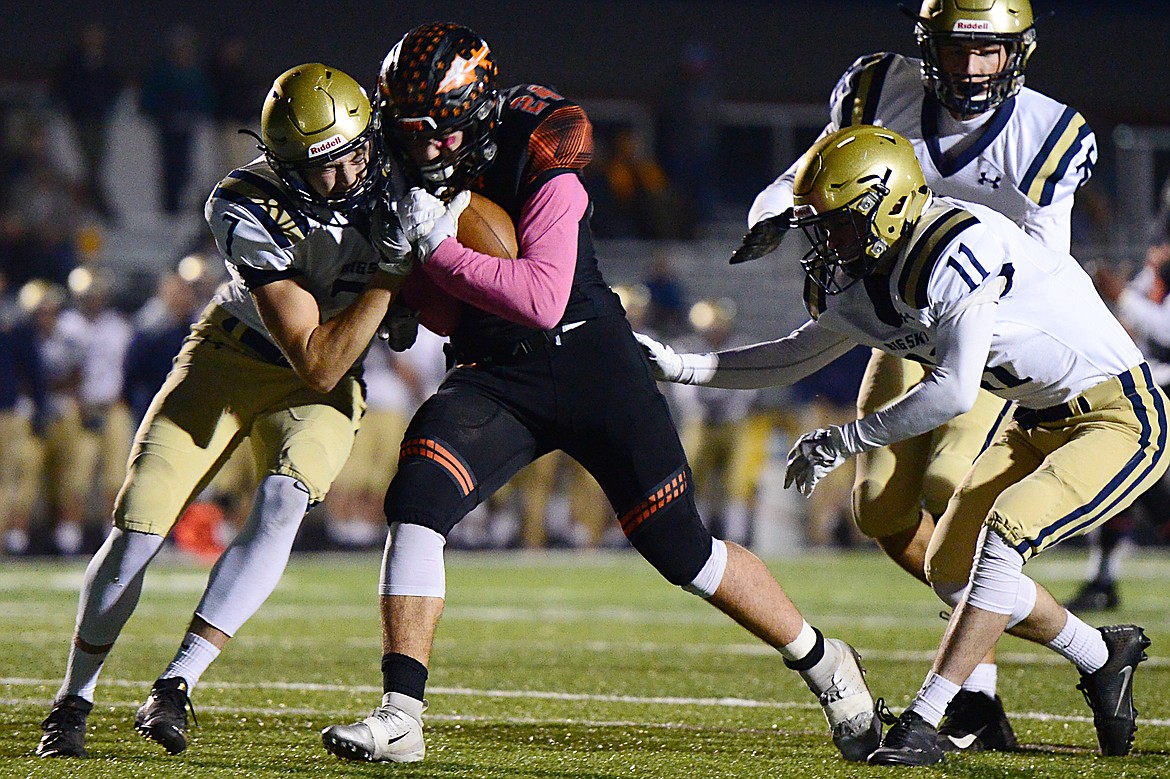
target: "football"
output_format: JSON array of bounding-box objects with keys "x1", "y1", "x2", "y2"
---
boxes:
[{"x1": 457, "y1": 193, "x2": 519, "y2": 259}]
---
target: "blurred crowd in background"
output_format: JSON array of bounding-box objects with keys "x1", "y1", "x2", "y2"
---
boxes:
[{"x1": 2, "y1": 21, "x2": 1169, "y2": 562}]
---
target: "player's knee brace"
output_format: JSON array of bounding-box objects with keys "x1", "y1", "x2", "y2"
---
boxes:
[
  {"x1": 380, "y1": 521, "x2": 447, "y2": 598},
  {"x1": 967, "y1": 528, "x2": 1036, "y2": 627},
  {"x1": 682, "y1": 538, "x2": 728, "y2": 599}
]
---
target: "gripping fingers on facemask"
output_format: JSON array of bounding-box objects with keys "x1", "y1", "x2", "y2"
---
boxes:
[{"x1": 728, "y1": 209, "x2": 793, "y2": 265}]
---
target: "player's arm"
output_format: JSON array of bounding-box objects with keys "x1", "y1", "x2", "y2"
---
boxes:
[
  {"x1": 210, "y1": 199, "x2": 405, "y2": 393},
  {"x1": 637, "y1": 319, "x2": 855, "y2": 388},
  {"x1": 847, "y1": 297, "x2": 995, "y2": 451},
  {"x1": 422, "y1": 173, "x2": 583, "y2": 329},
  {"x1": 253, "y1": 271, "x2": 405, "y2": 394}
]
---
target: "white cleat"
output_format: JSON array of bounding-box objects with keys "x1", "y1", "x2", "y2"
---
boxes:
[
  {"x1": 321, "y1": 692, "x2": 426, "y2": 763},
  {"x1": 816, "y1": 639, "x2": 882, "y2": 762}
]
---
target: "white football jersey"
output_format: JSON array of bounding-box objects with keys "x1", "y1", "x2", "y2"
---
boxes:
[
  {"x1": 754, "y1": 52, "x2": 1097, "y2": 253},
  {"x1": 204, "y1": 159, "x2": 381, "y2": 350},
  {"x1": 805, "y1": 196, "x2": 1141, "y2": 410}
]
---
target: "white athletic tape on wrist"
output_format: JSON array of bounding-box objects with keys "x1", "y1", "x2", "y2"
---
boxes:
[{"x1": 679, "y1": 352, "x2": 719, "y2": 385}]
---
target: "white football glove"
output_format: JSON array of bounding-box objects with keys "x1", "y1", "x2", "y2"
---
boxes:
[
  {"x1": 396, "y1": 187, "x2": 471, "y2": 263},
  {"x1": 370, "y1": 205, "x2": 413, "y2": 277},
  {"x1": 784, "y1": 425, "x2": 851, "y2": 498},
  {"x1": 633, "y1": 331, "x2": 684, "y2": 381},
  {"x1": 632, "y1": 331, "x2": 719, "y2": 384}
]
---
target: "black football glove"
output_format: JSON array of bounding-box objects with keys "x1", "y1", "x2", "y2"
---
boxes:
[{"x1": 728, "y1": 208, "x2": 794, "y2": 265}]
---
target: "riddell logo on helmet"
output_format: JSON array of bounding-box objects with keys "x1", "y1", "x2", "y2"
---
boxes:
[
  {"x1": 308, "y1": 134, "x2": 347, "y2": 158},
  {"x1": 953, "y1": 20, "x2": 994, "y2": 32}
]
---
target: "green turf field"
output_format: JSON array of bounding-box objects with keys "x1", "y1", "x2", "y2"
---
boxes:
[{"x1": 2, "y1": 547, "x2": 1168, "y2": 778}]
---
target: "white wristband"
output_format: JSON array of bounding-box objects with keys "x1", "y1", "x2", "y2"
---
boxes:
[{"x1": 679, "y1": 352, "x2": 719, "y2": 385}]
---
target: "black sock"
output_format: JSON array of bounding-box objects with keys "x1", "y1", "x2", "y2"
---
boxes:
[
  {"x1": 382, "y1": 652, "x2": 428, "y2": 701},
  {"x1": 782, "y1": 626, "x2": 826, "y2": 672}
]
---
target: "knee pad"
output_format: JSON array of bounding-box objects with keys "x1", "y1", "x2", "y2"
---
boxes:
[
  {"x1": 967, "y1": 528, "x2": 1026, "y2": 617},
  {"x1": 627, "y1": 498, "x2": 713, "y2": 586},
  {"x1": 930, "y1": 579, "x2": 968, "y2": 609},
  {"x1": 682, "y1": 539, "x2": 728, "y2": 599},
  {"x1": 380, "y1": 522, "x2": 446, "y2": 598}
]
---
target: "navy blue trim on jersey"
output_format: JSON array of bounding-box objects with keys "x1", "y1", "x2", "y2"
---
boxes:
[
  {"x1": 235, "y1": 264, "x2": 301, "y2": 290},
  {"x1": 231, "y1": 170, "x2": 313, "y2": 237},
  {"x1": 1036, "y1": 121, "x2": 1092, "y2": 207},
  {"x1": 858, "y1": 54, "x2": 894, "y2": 125},
  {"x1": 863, "y1": 273, "x2": 902, "y2": 327},
  {"x1": 1017, "y1": 363, "x2": 1168, "y2": 556},
  {"x1": 921, "y1": 95, "x2": 1016, "y2": 177},
  {"x1": 214, "y1": 187, "x2": 295, "y2": 249},
  {"x1": 898, "y1": 209, "x2": 979, "y2": 309},
  {"x1": 1019, "y1": 107, "x2": 1077, "y2": 204}
]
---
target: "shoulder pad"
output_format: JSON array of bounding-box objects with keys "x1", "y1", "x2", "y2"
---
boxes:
[
  {"x1": 898, "y1": 205, "x2": 981, "y2": 309},
  {"x1": 212, "y1": 168, "x2": 311, "y2": 248},
  {"x1": 831, "y1": 52, "x2": 897, "y2": 127}
]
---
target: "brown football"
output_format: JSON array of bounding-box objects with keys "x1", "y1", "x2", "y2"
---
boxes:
[{"x1": 457, "y1": 193, "x2": 519, "y2": 259}]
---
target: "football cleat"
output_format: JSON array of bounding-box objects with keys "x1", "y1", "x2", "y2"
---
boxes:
[
  {"x1": 135, "y1": 677, "x2": 196, "y2": 754},
  {"x1": 321, "y1": 692, "x2": 426, "y2": 763},
  {"x1": 812, "y1": 639, "x2": 883, "y2": 762},
  {"x1": 1065, "y1": 580, "x2": 1120, "y2": 612},
  {"x1": 937, "y1": 690, "x2": 1018, "y2": 752},
  {"x1": 868, "y1": 709, "x2": 945, "y2": 766},
  {"x1": 1076, "y1": 624, "x2": 1150, "y2": 756},
  {"x1": 36, "y1": 695, "x2": 93, "y2": 758}
]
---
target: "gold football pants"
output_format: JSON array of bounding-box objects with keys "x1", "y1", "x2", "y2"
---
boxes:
[
  {"x1": 927, "y1": 364, "x2": 1169, "y2": 584},
  {"x1": 113, "y1": 306, "x2": 364, "y2": 535},
  {"x1": 852, "y1": 349, "x2": 1011, "y2": 539}
]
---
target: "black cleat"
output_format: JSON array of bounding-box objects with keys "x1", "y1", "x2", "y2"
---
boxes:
[
  {"x1": 1066, "y1": 580, "x2": 1120, "y2": 612},
  {"x1": 36, "y1": 695, "x2": 93, "y2": 758},
  {"x1": 1076, "y1": 625, "x2": 1150, "y2": 756},
  {"x1": 937, "y1": 690, "x2": 1018, "y2": 752},
  {"x1": 868, "y1": 710, "x2": 945, "y2": 766},
  {"x1": 135, "y1": 677, "x2": 196, "y2": 754}
]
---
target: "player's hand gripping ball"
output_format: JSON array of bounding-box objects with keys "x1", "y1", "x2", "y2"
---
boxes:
[{"x1": 457, "y1": 193, "x2": 518, "y2": 259}]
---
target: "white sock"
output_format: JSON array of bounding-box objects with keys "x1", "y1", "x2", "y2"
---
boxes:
[
  {"x1": 961, "y1": 663, "x2": 998, "y2": 697},
  {"x1": 163, "y1": 633, "x2": 221, "y2": 690},
  {"x1": 910, "y1": 672, "x2": 961, "y2": 728},
  {"x1": 194, "y1": 475, "x2": 309, "y2": 635},
  {"x1": 780, "y1": 621, "x2": 842, "y2": 694},
  {"x1": 1046, "y1": 611, "x2": 1108, "y2": 673}
]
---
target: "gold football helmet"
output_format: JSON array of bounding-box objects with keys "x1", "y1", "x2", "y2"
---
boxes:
[
  {"x1": 791, "y1": 125, "x2": 930, "y2": 295},
  {"x1": 259, "y1": 63, "x2": 375, "y2": 212},
  {"x1": 909, "y1": 0, "x2": 1036, "y2": 117}
]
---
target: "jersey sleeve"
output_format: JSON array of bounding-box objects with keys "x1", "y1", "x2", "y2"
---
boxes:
[
  {"x1": 523, "y1": 103, "x2": 594, "y2": 191},
  {"x1": 1019, "y1": 108, "x2": 1096, "y2": 214},
  {"x1": 205, "y1": 190, "x2": 302, "y2": 290},
  {"x1": 829, "y1": 52, "x2": 895, "y2": 128},
  {"x1": 922, "y1": 219, "x2": 1007, "y2": 323}
]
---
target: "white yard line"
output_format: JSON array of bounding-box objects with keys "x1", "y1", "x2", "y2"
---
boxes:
[{"x1": 3, "y1": 677, "x2": 1169, "y2": 728}]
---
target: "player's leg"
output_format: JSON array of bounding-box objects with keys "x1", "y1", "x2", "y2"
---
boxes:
[
  {"x1": 322, "y1": 376, "x2": 541, "y2": 763},
  {"x1": 875, "y1": 370, "x2": 1170, "y2": 764},
  {"x1": 39, "y1": 332, "x2": 247, "y2": 758},
  {"x1": 137, "y1": 375, "x2": 364, "y2": 754},
  {"x1": 853, "y1": 351, "x2": 934, "y2": 579},
  {"x1": 567, "y1": 316, "x2": 882, "y2": 761}
]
